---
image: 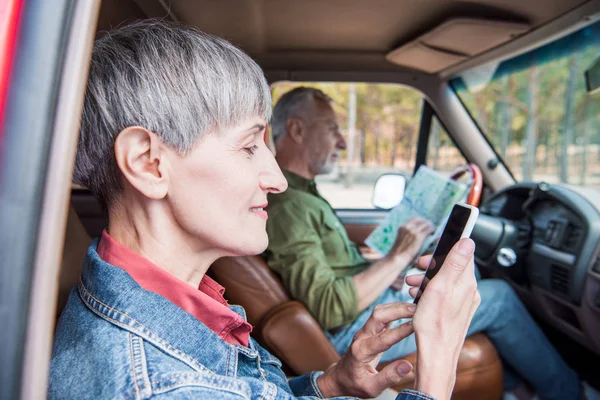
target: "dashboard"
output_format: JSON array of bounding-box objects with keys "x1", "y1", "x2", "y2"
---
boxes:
[{"x1": 474, "y1": 182, "x2": 600, "y2": 354}]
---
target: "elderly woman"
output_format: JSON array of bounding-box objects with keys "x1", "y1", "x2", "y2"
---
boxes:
[{"x1": 50, "y1": 20, "x2": 480, "y2": 400}]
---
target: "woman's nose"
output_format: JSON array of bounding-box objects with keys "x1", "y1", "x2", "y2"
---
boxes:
[{"x1": 260, "y1": 152, "x2": 288, "y2": 194}]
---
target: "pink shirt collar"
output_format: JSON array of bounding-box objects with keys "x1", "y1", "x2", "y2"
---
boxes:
[{"x1": 97, "y1": 230, "x2": 252, "y2": 346}]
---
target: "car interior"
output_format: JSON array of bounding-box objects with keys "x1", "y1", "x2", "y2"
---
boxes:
[{"x1": 1, "y1": 0, "x2": 599, "y2": 399}]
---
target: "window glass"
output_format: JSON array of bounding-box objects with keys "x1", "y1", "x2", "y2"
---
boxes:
[
  {"x1": 426, "y1": 116, "x2": 466, "y2": 176},
  {"x1": 270, "y1": 82, "x2": 423, "y2": 209},
  {"x1": 451, "y1": 21, "x2": 600, "y2": 186}
]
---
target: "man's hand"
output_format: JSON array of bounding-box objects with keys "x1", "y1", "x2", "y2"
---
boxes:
[
  {"x1": 405, "y1": 239, "x2": 480, "y2": 400},
  {"x1": 317, "y1": 303, "x2": 416, "y2": 399},
  {"x1": 388, "y1": 218, "x2": 435, "y2": 264},
  {"x1": 390, "y1": 273, "x2": 406, "y2": 291},
  {"x1": 390, "y1": 253, "x2": 432, "y2": 291}
]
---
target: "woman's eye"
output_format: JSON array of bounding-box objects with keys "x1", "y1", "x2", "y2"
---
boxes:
[{"x1": 244, "y1": 145, "x2": 259, "y2": 155}]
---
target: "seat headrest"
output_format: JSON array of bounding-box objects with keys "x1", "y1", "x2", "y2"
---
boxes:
[{"x1": 211, "y1": 255, "x2": 289, "y2": 327}]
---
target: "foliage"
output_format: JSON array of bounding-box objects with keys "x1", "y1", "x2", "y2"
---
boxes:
[
  {"x1": 272, "y1": 82, "x2": 424, "y2": 168},
  {"x1": 271, "y1": 27, "x2": 600, "y2": 186}
]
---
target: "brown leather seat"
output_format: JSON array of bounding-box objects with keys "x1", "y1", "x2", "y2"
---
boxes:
[{"x1": 211, "y1": 255, "x2": 504, "y2": 399}]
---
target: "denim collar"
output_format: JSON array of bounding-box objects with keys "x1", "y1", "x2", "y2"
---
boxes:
[{"x1": 78, "y1": 240, "x2": 262, "y2": 373}]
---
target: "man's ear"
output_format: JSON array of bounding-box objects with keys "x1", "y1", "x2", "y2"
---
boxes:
[
  {"x1": 286, "y1": 118, "x2": 305, "y2": 145},
  {"x1": 113, "y1": 127, "x2": 169, "y2": 200}
]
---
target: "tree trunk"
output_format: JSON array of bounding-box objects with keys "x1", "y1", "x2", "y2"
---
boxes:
[
  {"x1": 390, "y1": 129, "x2": 398, "y2": 167},
  {"x1": 580, "y1": 99, "x2": 591, "y2": 185},
  {"x1": 390, "y1": 117, "x2": 399, "y2": 167},
  {"x1": 544, "y1": 138, "x2": 550, "y2": 172},
  {"x1": 560, "y1": 56, "x2": 578, "y2": 183},
  {"x1": 523, "y1": 67, "x2": 539, "y2": 181},
  {"x1": 498, "y1": 75, "x2": 513, "y2": 158},
  {"x1": 406, "y1": 126, "x2": 415, "y2": 166},
  {"x1": 374, "y1": 121, "x2": 381, "y2": 165},
  {"x1": 346, "y1": 83, "x2": 356, "y2": 188},
  {"x1": 360, "y1": 128, "x2": 366, "y2": 166}
]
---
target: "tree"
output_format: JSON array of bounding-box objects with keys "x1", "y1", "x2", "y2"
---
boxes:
[
  {"x1": 560, "y1": 55, "x2": 578, "y2": 183},
  {"x1": 522, "y1": 66, "x2": 539, "y2": 181}
]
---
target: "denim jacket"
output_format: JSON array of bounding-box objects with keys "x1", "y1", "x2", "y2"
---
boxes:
[{"x1": 49, "y1": 241, "x2": 433, "y2": 400}]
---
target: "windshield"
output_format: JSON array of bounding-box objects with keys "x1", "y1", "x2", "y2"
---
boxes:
[{"x1": 451, "y1": 21, "x2": 600, "y2": 187}]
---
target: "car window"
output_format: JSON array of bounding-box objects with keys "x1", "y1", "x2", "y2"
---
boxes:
[
  {"x1": 271, "y1": 82, "x2": 424, "y2": 209},
  {"x1": 426, "y1": 115, "x2": 466, "y2": 176},
  {"x1": 451, "y1": 21, "x2": 600, "y2": 187}
]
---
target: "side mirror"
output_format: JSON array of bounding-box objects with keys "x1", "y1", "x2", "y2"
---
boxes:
[{"x1": 372, "y1": 174, "x2": 406, "y2": 209}]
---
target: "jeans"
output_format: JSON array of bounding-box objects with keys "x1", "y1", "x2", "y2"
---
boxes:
[{"x1": 325, "y1": 278, "x2": 582, "y2": 400}]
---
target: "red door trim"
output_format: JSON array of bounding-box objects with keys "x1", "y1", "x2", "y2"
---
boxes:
[{"x1": 0, "y1": 0, "x2": 25, "y2": 137}]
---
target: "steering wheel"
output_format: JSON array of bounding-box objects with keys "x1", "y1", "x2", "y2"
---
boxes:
[{"x1": 450, "y1": 163, "x2": 483, "y2": 207}]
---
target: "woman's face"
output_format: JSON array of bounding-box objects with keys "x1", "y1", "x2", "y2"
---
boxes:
[{"x1": 166, "y1": 116, "x2": 287, "y2": 256}]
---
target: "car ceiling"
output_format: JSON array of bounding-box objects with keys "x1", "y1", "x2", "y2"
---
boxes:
[{"x1": 96, "y1": 0, "x2": 591, "y2": 75}]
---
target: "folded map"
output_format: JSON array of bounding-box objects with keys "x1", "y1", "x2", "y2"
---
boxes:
[{"x1": 365, "y1": 165, "x2": 471, "y2": 257}]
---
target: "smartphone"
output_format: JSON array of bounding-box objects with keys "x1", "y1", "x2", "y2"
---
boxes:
[{"x1": 413, "y1": 203, "x2": 479, "y2": 303}]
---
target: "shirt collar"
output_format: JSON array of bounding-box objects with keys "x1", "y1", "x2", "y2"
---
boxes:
[
  {"x1": 96, "y1": 230, "x2": 251, "y2": 346},
  {"x1": 282, "y1": 169, "x2": 319, "y2": 195},
  {"x1": 79, "y1": 240, "x2": 264, "y2": 372}
]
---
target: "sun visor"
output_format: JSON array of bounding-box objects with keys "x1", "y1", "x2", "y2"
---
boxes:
[{"x1": 386, "y1": 18, "x2": 530, "y2": 73}]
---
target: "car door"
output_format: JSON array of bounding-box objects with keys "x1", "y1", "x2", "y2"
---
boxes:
[{"x1": 0, "y1": 0, "x2": 100, "y2": 398}]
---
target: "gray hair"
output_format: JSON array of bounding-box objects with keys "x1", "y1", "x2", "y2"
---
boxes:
[
  {"x1": 271, "y1": 87, "x2": 332, "y2": 142},
  {"x1": 74, "y1": 19, "x2": 271, "y2": 209}
]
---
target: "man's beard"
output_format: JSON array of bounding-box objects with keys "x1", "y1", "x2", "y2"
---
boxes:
[
  {"x1": 318, "y1": 162, "x2": 335, "y2": 175},
  {"x1": 316, "y1": 153, "x2": 339, "y2": 175}
]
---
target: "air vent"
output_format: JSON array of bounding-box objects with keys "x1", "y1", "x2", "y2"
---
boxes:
[
  {"x1": 550, "y1": 264, "x2": 570, "y2": 295},
  {"x1": 562, "y1": 224, "x2": 583, "y2": 252}
]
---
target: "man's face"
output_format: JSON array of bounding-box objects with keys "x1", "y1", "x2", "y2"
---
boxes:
[{"x1": 304, "y1": 98, "x2": 347, "y2": 176}]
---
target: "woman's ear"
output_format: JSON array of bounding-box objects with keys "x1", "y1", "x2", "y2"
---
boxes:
[
  {"x1": 286, "y1": 118, "x2": 305, "y2": 144},
  {"x1": 114, "y1": 127, "x2": 169, "y2": 200}
]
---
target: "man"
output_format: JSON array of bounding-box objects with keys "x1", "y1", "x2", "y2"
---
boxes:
[{"x1": 266, "y1": 87, "x2": 598, "y2": 400}]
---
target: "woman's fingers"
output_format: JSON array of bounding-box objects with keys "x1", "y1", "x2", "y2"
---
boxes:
[
  {"x1": 405, "y1": 273, "x2": 424, "y2": 287},
  {"x1": 357, "y1": 303, "x2": 416, "y2": 337},
  {"x1": 367, "y1": 359, "x2": 414, "y2": 396},
  {"x1": 416, "y1": 254, "x2": 433, "y2": 271},
  {"x1": 434, "y1": 239, "x2": 475, "y2": 284},
  {"x1": 408, "y1": 287, "x2": 419, "y2": 298},
  {"x1": 354, "y1": 321, "x2": 414, "y2": 359}
]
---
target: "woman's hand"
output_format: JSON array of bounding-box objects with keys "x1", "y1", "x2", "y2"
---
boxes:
[
  {"x1": 405, "y1": 239, "x2": 481, "y2": 400},
  {"x1": 316, "y1": 303, "x2": 417, "y2": 399}
]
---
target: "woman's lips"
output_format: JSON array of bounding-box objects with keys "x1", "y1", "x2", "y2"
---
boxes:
[{"x1": 250, "y1": 205, "x2": 268, "y2": 220}]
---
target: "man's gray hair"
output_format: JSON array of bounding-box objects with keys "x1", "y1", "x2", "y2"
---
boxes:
[
  {"x1": 271, "y1": 87, "x2": 332, "y2": 142},
  {"x1": 74, "y1": 19, "x2": 271, "y2": 209}
]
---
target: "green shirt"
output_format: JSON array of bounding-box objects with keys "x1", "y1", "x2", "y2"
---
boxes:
[{"x1": 266, "y1": 170, "x2": 370, "y2": 330}]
